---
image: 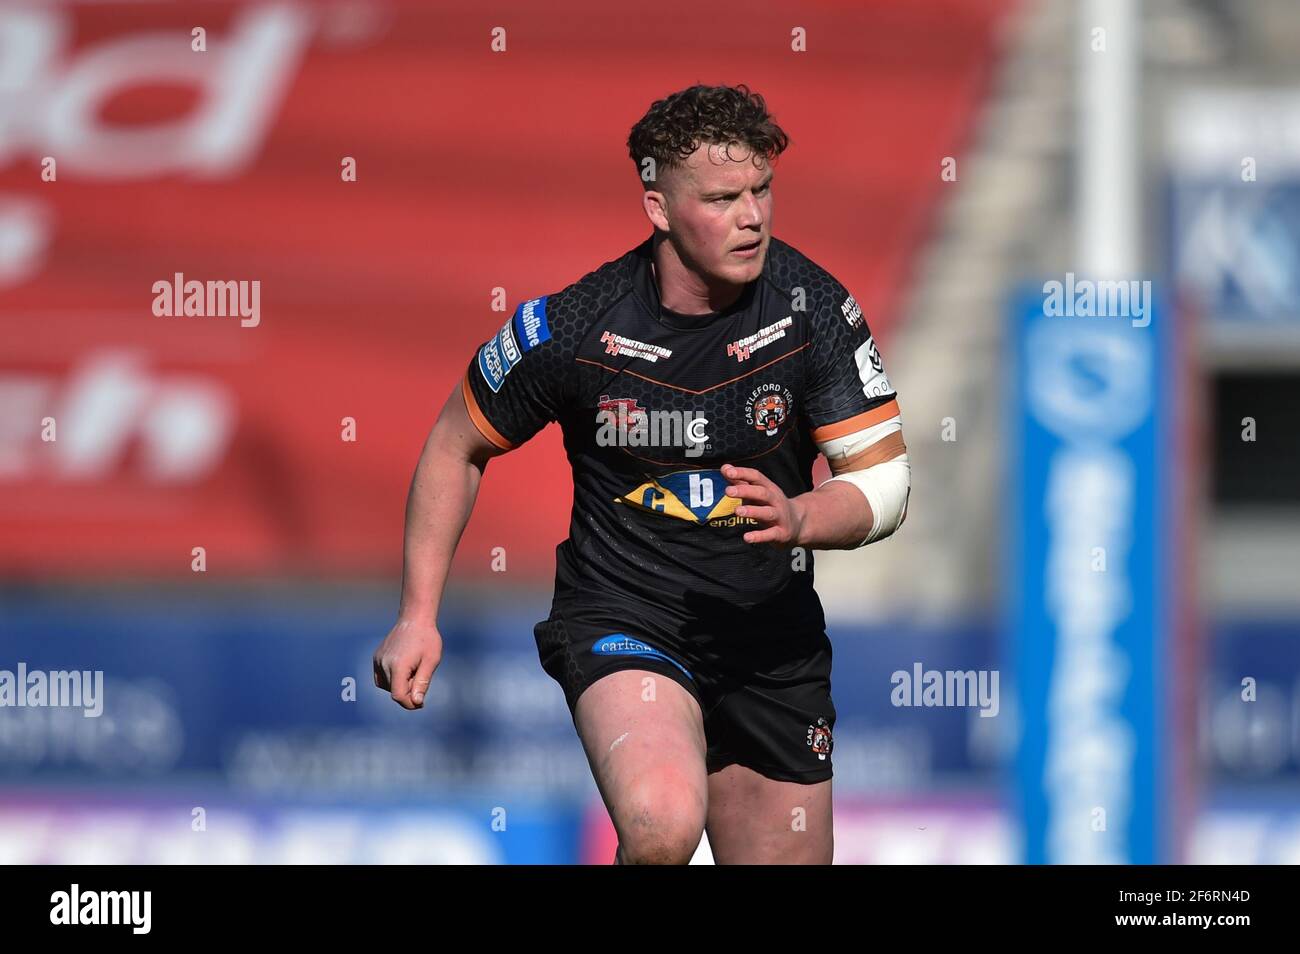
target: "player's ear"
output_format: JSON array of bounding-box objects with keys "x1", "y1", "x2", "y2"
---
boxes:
[{"x1": 642, "y1": 187, "x2": 670, "y2": 231}]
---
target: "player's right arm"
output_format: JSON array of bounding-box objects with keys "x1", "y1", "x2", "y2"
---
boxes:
[
  {"x1": 373, "y1": 381, "x2": 508, "y2": 710},
  {"x1": 374, "y1": 294, "x2": 571, "y2": 710}
]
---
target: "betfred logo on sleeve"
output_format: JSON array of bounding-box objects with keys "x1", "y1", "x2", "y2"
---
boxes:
[
  {"x1": 477, "y1": 334, "x2": 507, "y2": 391},
  {"x1": 477, "y1": 295, "x2": 550, "y2": 392}
]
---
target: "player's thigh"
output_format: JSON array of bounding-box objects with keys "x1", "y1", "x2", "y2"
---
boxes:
[
  {"x1": 705, "y1": 762, "x2": 833, "y2": 864},
  {"x1": 573, "y1": 668, "x2": 709, "y2": 848}
]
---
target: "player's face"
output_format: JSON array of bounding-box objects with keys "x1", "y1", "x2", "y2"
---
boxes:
[{"x1": 663, "y1": 141, "x2": 773, "y2": 286}]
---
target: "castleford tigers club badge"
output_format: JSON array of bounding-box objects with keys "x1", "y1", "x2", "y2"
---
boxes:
[
  {"x1": 807, "y1": 716, "x2": 833, "y2": 760},
  {"x1": 744, "y1": 382, "x2": 794, "y2": 437}
]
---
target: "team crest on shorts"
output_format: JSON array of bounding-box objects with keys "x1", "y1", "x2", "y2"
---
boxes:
[
  {"x1": 744, "y1": 383, "x2": 793, "y2": 437},
  {"x1": 806, "y1": 716, "x2": 833, "y2": 760}
]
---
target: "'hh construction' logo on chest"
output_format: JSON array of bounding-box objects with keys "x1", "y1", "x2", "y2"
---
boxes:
[
  {"x1": 726, "y1": 316, "x2": 792, "y2": 363},
  {"x1": 601, "y1": 331, "x2": 672, "y2": 363}
]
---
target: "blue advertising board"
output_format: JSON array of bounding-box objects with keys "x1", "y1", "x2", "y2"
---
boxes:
[{"x1": 1009, "y1": 280, "x2": 1173, "y2": 863}]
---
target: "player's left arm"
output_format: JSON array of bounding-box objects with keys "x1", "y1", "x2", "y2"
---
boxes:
[
  {"x1": 725, "y1": 277, "x2": 910, "y2": 549},
  {"x1": 722, "y1": 411, "x2": 909, "y2": 549},
  {"x1": 801, "y1": 405, "x2": 910, "y2": 547}
]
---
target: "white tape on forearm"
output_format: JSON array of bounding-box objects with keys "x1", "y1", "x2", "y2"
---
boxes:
[{"x1": 823, "y1": 453, "x2": 910, "y2": 546}]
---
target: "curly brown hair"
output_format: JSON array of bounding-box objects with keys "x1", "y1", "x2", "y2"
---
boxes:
[{"x1": 627, "y1": 84, "x2": 790, "y2": 184}]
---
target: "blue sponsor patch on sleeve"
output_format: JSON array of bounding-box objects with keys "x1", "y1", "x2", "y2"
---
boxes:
[
  {"x1": 511, "y1": 296, "x2": 551, "y2": 352},
  {"x1": 497, "y1": 319, "x2": 521, "y2": 371},
  {"x1": 477, "y1": 336, "x2": 507, "y2": 392}
]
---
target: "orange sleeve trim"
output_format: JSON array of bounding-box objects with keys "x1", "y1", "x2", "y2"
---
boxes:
[
  {"x1": 828, "y1": 430, "x2": 908, "y2": 475},
  {"x1": 460, "y1": 372, "x2": 514, "y2": 451},
  {"x1": 810, "y1": 398, "x2": 900, "y2": 443}
]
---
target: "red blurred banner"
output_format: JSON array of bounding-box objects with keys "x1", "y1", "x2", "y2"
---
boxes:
[{"x1": 0, "y1": 0, "x2": 1009, "y2": 578}]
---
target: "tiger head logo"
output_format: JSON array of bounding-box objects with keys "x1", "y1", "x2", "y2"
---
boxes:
[
  {"x1": 752, "y1": 394, "x2": 786, "y2": 435},
  {"x1": 744, "y1": 384, "x2": 794, "y2": 438}
]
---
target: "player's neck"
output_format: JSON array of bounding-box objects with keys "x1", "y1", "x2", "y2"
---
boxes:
[{"x1": 652, "y1": 235, "x2": 745, "y2": 316}]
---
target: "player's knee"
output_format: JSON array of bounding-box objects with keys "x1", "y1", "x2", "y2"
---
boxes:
[
  {"x1": 618, "y1": 823, "x2": 702, "y2": 865},
  {"x1": 616, "y1": 776, "x2": 705, "y2": 865}
]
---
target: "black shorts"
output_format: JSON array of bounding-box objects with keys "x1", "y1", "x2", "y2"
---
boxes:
[{"x1": 533, "y1": 599, "x2": 836, "y2": 784}]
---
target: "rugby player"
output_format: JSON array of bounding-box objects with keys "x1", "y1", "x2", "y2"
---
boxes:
[{"x1": 373, "y1": 84, "x2": 910, "y2": 864}]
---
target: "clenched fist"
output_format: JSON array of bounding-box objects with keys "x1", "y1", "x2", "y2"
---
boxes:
[{"x1": 372, "y1": 618, "x2": 443, "y2": 710}]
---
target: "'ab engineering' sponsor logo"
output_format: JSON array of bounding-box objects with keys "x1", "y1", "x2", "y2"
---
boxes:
[{"x1": 615, "y1": 469, "x2": 754, "y2": 527}]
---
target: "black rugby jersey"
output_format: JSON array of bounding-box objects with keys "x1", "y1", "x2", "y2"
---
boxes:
[{"x1": 462, "y1": 235, "x2": 901, "y2": 635}]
